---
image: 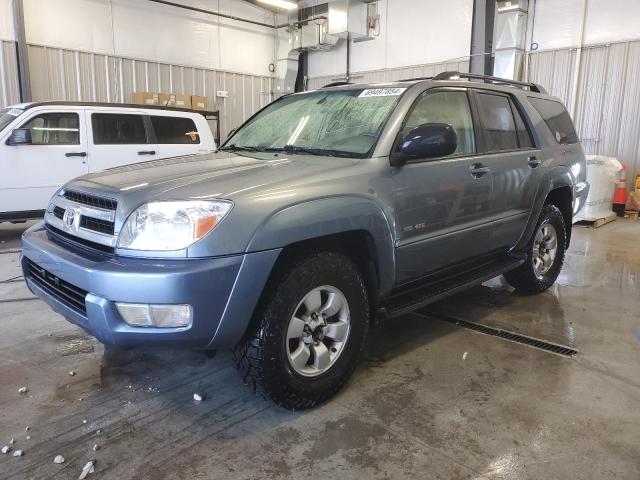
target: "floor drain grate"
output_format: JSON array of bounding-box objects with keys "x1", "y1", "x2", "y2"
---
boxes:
[{"x1": 428, "y1": 314, "x2": 578, "y2": 357}]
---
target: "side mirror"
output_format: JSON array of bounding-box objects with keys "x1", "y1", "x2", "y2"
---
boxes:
[
  {"x1": 390, "y1": 123, "x2": 457, "y2": 166},
  {"x1": 6, "y1": 128, "x2": 32, "y2": 146}
]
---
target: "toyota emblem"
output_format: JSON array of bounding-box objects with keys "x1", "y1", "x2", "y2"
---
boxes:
[{"x1": 62, "y1": 208, "x2": 80, "y2": 231}]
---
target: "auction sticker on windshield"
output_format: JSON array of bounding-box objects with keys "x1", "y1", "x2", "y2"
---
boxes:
[{"x1": 359, "y1": 88, "x2": 406, "y2": 98}]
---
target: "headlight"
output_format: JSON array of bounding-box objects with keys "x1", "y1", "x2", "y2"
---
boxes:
[{"x1": 117, "y1": 200, "x2": 232, "y2": 251}]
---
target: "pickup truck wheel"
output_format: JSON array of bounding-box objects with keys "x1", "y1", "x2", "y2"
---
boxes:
[
  {"x1": 504, "y1": 204, "x2": 566, "y2": 293},
  {"x1": 233, "y1": 251, "x2": 369, "y2": 410}
]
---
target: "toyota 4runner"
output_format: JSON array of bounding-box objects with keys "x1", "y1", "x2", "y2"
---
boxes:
[{"x1": 21, "y1": 72, "x2": 589, "y2": 409}]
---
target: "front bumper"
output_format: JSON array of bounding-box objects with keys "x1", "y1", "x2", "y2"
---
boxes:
[{"x1": 21, "y1": 223, "x2": 280, "y2": 348}]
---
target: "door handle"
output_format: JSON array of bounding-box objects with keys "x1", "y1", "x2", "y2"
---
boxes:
[
  {"x1": 138, "y1": 150, "x2": 156, "y2": 155},
  {"x1": 527, "y1": 156, "x2": 542, "y2": 168},
  {"x1": 470, "y1": 163, "x2": 490, "y2": 178},
  {"x1": 65, "y1": 152, "x2": 87, "y2": 157}
]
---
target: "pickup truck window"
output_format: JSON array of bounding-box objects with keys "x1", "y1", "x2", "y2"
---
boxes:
[
  {"x1": 403, "y1": 91, "x2": 476, "y2": 156},
  {"x1": 92, "y1": 113, "x2": 146, "y2": 145},
  {"x1": 528, "y1": 97, "x2": 579, "y2": 145},
  {"x1": 476, "y1": 93, "x2": 519, "y2": 152},
  {"x1": 151, "y1": 116, "x2": 200, "y2": 144},
  {"x1": 21, "y1": 112, "x2": 80, "y2": 145},
  {"x1": 223, "y1": 88, "x2": 404, "y2": 157}
]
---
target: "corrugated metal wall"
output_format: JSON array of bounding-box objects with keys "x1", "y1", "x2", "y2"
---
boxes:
[
  {"x1": 0, "y1": 40, "x2": 21, "y2": 108},
  {"x1": 307, "y1": 59, "x2": 470, "y2": 90},
  {"x1": 25, "y1": 44, "x2": 275, "y2": 141},
  {"x1": 528, "y1": 40, "x2": 640, "y2": 188}
]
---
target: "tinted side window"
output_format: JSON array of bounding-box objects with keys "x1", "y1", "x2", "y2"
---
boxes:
[
  {"x1": 403, "y1": 90, "x2": 476, "y2": 156},
  {"x1": 150, "y1": 116, "x2": 200, "y2": 144},
  {"x1": 476, "y1": 93, "x2": 519, "y2": 152},
  {"x1": 528, "y1": 97, "x2": 578, "y2": 144},
  {"x1": 92, "y1": 114, "x2": 146, "y2": 145},
  {"x1": 21, "y1": 112, "x2": 79, "y2": 145},
  {"x1": 511, "y1": 100, "x2": 534, "y2": 148}
]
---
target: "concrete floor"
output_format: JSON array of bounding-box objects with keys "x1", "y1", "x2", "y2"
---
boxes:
[{"x1": 1, "y1": 219, "x2": 639, "y2": 479}]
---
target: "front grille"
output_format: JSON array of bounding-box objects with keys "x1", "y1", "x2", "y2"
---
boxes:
[
  {"x1": 25, "y1": 258, "x2": 88, "y2": 314},
  {"x1": 53, "y1": 206, "x2": 65, "y2": 220},
  {"x1": 47, "y1": 190, "x2": 118, "y2": 252},
  {"x1": 63, "y1": 190, "x2": 117, "y2": 211},
  {"x1": 47, "y1": 225, "x2": 115, "y2": 254},
  {"x1": 80, "y1": 217, "x2": 115, "y2": 235}
]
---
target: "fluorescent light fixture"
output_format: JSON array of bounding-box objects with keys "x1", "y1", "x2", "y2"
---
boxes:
[{"x1": 257, "y1": 0, "x2": 297, "y2": 10}]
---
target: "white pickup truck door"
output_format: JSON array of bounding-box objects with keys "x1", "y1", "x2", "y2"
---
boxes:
[
  {"x1": 85, "y1": 110, "x2": 159, "y2": 172},
  {"x1": 0, "y1": 108, "x2": 89, "y2": 214}
]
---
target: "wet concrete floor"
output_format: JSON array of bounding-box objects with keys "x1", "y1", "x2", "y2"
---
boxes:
[{"x1": 0, "y1": 219, "x2": 639, "y2": 479}]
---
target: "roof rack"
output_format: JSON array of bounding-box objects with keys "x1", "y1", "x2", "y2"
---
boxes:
[
  {"x1": 431, "y1": 71, "x2": 546, "y2": 94},
  {"x1": 322, "y1": 81, "x2": 354, "y2": 88}
]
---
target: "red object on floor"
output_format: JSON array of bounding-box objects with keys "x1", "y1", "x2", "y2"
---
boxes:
[{"x1": 613, "y1": 164, "x2": 627, "y2": 216}]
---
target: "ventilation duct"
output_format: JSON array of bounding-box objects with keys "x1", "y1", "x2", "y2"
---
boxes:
[
  {"x1": 275, "y1": 0, "x2": 372, "y2": 96},
  {"x1": 493, "y1": 0, "x2": 528, "y2": 80},
  {"x1": 290, "y1": 0, "x2": 369, "y2": 51}
]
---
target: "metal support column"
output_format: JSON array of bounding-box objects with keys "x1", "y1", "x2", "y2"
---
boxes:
[
  {"x1": 12, "y1": 0, "x2": 31, "y2": 102},
  {"x1": 469, "y1": 0, "x2": 496, "y2": 75}
]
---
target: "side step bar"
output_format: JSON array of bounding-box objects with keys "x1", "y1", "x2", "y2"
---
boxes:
[{"x1": 380, "y1": 256, "x2": 525, "y2": 319}]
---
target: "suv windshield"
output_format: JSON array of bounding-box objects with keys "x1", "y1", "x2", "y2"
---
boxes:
[
  {"x1": 0, "y1": 107, "x2": 23, "y2": 132},
  {"x1": 221, "y1": 87, "x2": 406, "y2": 157}
]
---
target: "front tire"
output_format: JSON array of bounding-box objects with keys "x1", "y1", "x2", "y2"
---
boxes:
[
  {"x1": 234, "y1": 251, "x2": 369, "y2": 410},
  {"x1": 504, "y1": 204, "x2": 567, "y2": 293}
]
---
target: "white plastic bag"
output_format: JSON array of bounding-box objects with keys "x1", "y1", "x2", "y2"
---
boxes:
[{"x1": 573, "y1": 155, "x2": 622, "y2": 222}]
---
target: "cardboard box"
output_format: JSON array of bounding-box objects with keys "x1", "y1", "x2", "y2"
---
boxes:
[
  {"x1": 158, "y1": 93, "x2": 176, "y2": 108},
  {"x1": 191, "y1": 95, "x2": 208, "y2": 111},
  {"x1": 175, "y1": 95, "x2": 192, "y2": 109},
  {"x1": 158, "y1": 93, "x2": 192, "y2": 109},
  {"x1": 132, "y1": 92, "x2": 159, "y2": 106}
]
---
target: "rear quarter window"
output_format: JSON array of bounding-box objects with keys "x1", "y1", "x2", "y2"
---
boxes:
[
  {"x1": 528, "y1": 97, "x2": 579, "y2": 145},
  {"x1": 150, "y1": 116, "x2": 200, "y2": 144}
]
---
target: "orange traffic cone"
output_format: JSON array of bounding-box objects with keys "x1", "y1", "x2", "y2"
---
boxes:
[{"x1": 613, "y1": 164, "x2": 627, "y2": 217}]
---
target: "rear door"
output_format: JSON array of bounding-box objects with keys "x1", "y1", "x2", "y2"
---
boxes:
[
  {"x1": 0, "y1": 108, "x2": 88, "y2": 213},
  {"x1": 392, "y1": 88, "x2": 492, "y2": 284},
  {"x1": 148, "y1": 114, "x2": 206, "y2": 158},
  {"x1": 86, "y1": 111, "x2": 159, "y2": 172},
  {"x1": 471, "y1": 90, "x2": 542, "y2": 250}
]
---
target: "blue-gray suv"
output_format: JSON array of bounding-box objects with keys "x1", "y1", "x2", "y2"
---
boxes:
[{"x1": 21, "y1": 72, "x2": 589, "y2": 409}]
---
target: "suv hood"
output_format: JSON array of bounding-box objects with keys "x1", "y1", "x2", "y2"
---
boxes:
[{"x1": 72, "y1": 151, "x2": 358, "y2": 202}]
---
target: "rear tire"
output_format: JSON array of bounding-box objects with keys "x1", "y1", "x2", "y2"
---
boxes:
[
  {"x1": 504, "y1": 204, "x2": 567, "y2": 294},
  {"x1": 233, "y1": 251, "x2": 369, "y2": 410}
]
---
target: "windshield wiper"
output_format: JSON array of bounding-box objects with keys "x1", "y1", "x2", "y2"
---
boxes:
[
  {"x1": 218, "y1": 144, "x2": 267, "y2": 153},
  {"x1": 265, "y1": 145, "x2": 355, "y2": 158}
]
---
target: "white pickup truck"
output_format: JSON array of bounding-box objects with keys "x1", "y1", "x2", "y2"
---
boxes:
[{"x1": 0, "y1": 102, "x2": 217, "y2": 222}]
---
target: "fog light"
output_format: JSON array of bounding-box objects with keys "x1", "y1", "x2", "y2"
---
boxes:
[{"x1": 116, "y1": 303, "x2": 192, "y2": 328}]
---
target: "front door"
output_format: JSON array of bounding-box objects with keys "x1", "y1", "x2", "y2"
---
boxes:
[
  {"x1": 393, "y1": 89, "x2": 492, "y2": 284},
  {"x1": 0, "y1": 109, "x2": 89, "y2": 214}
]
